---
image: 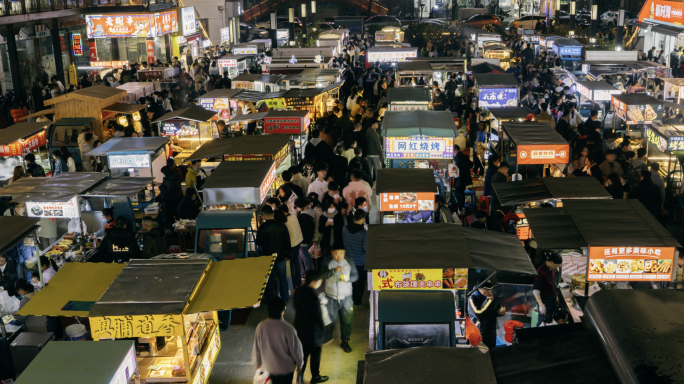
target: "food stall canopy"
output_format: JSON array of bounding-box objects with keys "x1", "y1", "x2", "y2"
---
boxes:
[
  {"x1": 501, "y1": 122, "x2": 567, "y2": 145},
  {"x1": 152, "y1": 106, "x2": 218, "y2": 123},
  {"x1": 396, "y1": 61, "x2": 434, "y2": 75},
  {"x1": 233, "y1": 74, "x2": 283, "y2": 83},
  {"x1": 490, "y1": 328, "x2": 616, "y2": 384},
  {"x1": 283, "y1": 88, "x2": 323, "y2": 99},
  {"x1": 199, "y1": 89, "x2": 244, "y2": 101},
  {"x1": 0, "y1": 173, "x2": 107, "y2": 195},
  {"x1": 297, "y1": 68, "x2": 342, "y2": 81},
  {"x1": 0, "y1": 216, "x2": 40, "y2": 255},
  {"x1": 0, "y1": 121, "x2": 50, "y2": 145},
  {"x1": 363, "y1": 347, "x2": 497, "y2": 384},
  {"x1": 386, "y1": 88, "x2": 431, "y2": 104},
  {"x1": 12, "y1": 192, "x2": 76, "y2": 203},
  {"x1": 474, "y1": 73, "x2": 519, "y2": 86},
  {"x1": 87, "y1": 177, "x2": 155, "y2": 196},
  {"x1": 15, "y1": 341, "x2": 136, "y2": 384},
  {"x1": 463, "y1": 227, "x2": 537, "y2": 276},
  {"x1": 86, "y1": 137, "x2": 170, "y2": 156},
  {"x1": 488, "y1": 107, "x2": 532, "y2": 121},
  {"x1": 382, "y1": 111, "x2": 458, "y2": 138},
  {"x1": 585, "y1": 290, "x2": 684, "y2": 384},
  {"x1": 101, "y1": 103, "x2": 146, "y2": 114},
  {"x1": 493, "y1": 177, "x2": 612, "y2": 206},
  {"x1": 226, "y1": 112, "x2": 270, "y2": 123},
  {"x1": 44, "y1": 84, "x2": 126, "y2": 106},
  {"x1": 202, "y1": 160, "x2": 276, "y2": 205},
  {"x1": 0, "y1": 177, "x2": 50, "y2": 194},
  {"x1": 470, "y1": 62, "x2": 507, "y2": 74},
  {"x1": 184, "y1": 135, "x2": 291, "y2": 162},
  {"x1": 611, "y1": 93, "x2": 665, "y2": 107},
  {"x1": 195, "y1": 210, "x2": 254, "y2": 230},
  {"x1": 378, "y1": 290, "x2": 455, "y2": 324},
  {"x1": 321, "y1": 81, "x2": 344, "y2": 93},
  {"x1": 376, "y1": 169, "x2": 437, "y2": 193},
  {"x1": 524, "y1": 199, "x2": 682, "y2": 248},
  {"x1": 233, "y1": 90, "x2": 288, "y2": 102},
  {"x1": 18, "y1": 262, "x2": 125, "y2": 317}
]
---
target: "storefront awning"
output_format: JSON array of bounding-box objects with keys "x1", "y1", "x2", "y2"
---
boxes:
[
  {"x1": 283, "y1": 89, "x2": 323, "y2": 98},
  {"x1": 0, "y1": 121, "x2": 49, "y2": 145},
  {"x1": 321, "y1": 81, "x2": 344, "y2": 93},
  {"x1": 501, "y1": 122, "x2": 567, "y2": 146},
  {"x1": 651, "y1": 23, "x2": 684, "y2": 37},
  {"x1": 387, "y1": 87, "x2": 431, "y2": 104},
  {"x1": 464, "y1": 227, "x2": 538, "y2": 276},
  {"x1": 202, "y1": 160, "x2": 276, "y2": 205},
  {"x1": 382, "y1": 111, "x2": 458, "y2": 138},
  {"x1": 234, "y1": 90, "x2": 288, "y2": 102},
  {"x1": 376, "y1": 169, "x2": 437, "y2": 193},
  {"x1": 493, "y1": 177, "x2": 611, "y2": 206},
  {"x1": 184, "y1": 135, "x2": 290, "y2": 163},
  {"x1": 153, "y1": 106, "x2": 217, "y2": 123},
  {"x1": 227, "y1": 112, "x2": 270, "y2": 123},
  {"x1": 0, "y1": 216, "x2": 40, "y2": 255},
  {"x1": 87, "y1": 177, "x2": 156, "y2": 196},
  {"x1": 86, "y1": 137, "x2": 170, "y2": 156},
  {"x1": 523, "y1": 208, "x2": 586, "y2": 248},
  {"x1": 488, "y1": 107, "x2": 532, "y2": 121}
]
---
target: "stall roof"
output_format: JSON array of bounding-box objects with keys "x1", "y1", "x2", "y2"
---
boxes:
[
  {"x1": 501, "y1": 122, "x2": 568, "y2": 145},
  {"x1": 33, "y1": 172, "x2": 108, "y2": 194},
  {"x1": 233, "y1": 90, "x2": 289, "y2": 102},
  {"x1": 284, "y1": 89, "x2": 323, "y2": 98},
  {"x1": 523, "y1": 208, "x2": 587, "y2": 248},
  {"x1": 0, "y1": 177, "x2": 49, "y2": 195},
  {"x1": 44, "y1": 85, "x2": 126, "y2": 106},
  {"x1": 0, "y1": 216, "x2": 40, "y2": 255},
  {"x1": 227, "y1": 112, "x2": 270, "y2": 123},
  {"x1": 87, "y1": 177, "x2": 155, "y2": 196},
  {"x1": 551, "y1": 37, "x2": 583, "y2": 46},
  {"x1": 386, "y1": 87, "x2": 431, "y2": 104},
  {"x1": 493, "y1": 177, "x2": 611, "y2": 206},
  {"x1": 233, "y1": 74, "x2": 284, "y2": 83},
  {"x1": 611, "y1": 93, "x2": 665, "y2": 106},
  {"x1": 574, "y1": 81, "x2": 619, "y2": 91},
  {"x1": 382, "y1": 111, "x2": 458, "y2": 138},
  {"x1": 18, "y1": 263, "x2": 125, "y2": 317},
  {"x1": 12, "y1": 193, "x2": 76, "y2": 203},
  {"x1": 474, "y1": 73, "x2": 519, "y2": 86},
  {"x1": 202, "y1": 160, "x2": 275, "y2": 205},
  {"x1": 198, "y1": 89, "x2": 244, "y2": 100},
  {"x1": 184, "y1": 135, "x2": 291, "y2": 162},
  {"x1": 364, "y1": 347, "x2": 497, "y2": 384},
  {"x1": 396, "y1": 61, "x2": 434, "y2": 74},
  {"x1": 487, "y1": 107, "x2": 532, "y2": 121},
  {"x1": 153, "y1": 106, "x2": 217, "y2": 123},
  {"x1": 378, "y1": 291, "x2": 455, "y2": 323},
  {"x1": 0, "y1": 121, "x2": 49, "y2": 145},
  {"x1": 85, "y1": 137, "x2": 170, "y2": 156},
  {"x1": 470, "y1": 62, "x2": 507, "y2": 74},
  {"x1": 101, "y1": 103, "x2": 146, "y2": 114},
  {"x1": 321, "y1": 81, "x2": 344, "y2": 93},
  {"x1": 53, "y1": 117, "x2": 95, "y2": 126},
  {"x1": 195, "y1": 210, "x2": 254, "y2": 230},
  {"x1": 463, "y1": 227, "x2": 538, "y2": 276},
  {"x1": 584, "y1": 290, "x2": 684, "y2": 384},
  {"x1": 376, "y1": 169, "x2": 437, "y2": 193},
  {"x1": 15, "y1": 341, "x2": 136, "y2": 384}
]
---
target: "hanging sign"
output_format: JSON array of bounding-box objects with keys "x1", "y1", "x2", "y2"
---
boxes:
[
  {"x1": 372, "y1": 269, "x2": 469, "y2": 290},
  {"x1": 517, "y1": 144, "x2": 569, "y2": 164},
  {"x1": 90, "y1": 314, "x2": 183, "y2": 339},
  {"x1": 259, "y1": 162, "x2": 277, "y2": 202},
  {"x1": 146, "y1": 40, "x2": 155, "y2": 64},
  {"x1": 385, "y1": 136, "x2": 454, "y2": 159},
  {"x1": 109, "y1": 154, "x2": 150, "y2": 168},
  {"x1": 587, "y1": 246, "x2": 675, "y2": 282},
  {"x1": 72, "y1": 33, "x2": 83, "y2": 56},
  {"x1": 26, "y1": 196, "x2": 79, "y2": 219},
  {"x1": 220, "y1": 27, "x2": 231, "y2": 43},
  {"x1": 154, "y1": 10, "x2": 178, "y2": 36},
  {"x1": 181, "y1": 7, "x2": 197, "y2": 36},
  {"x1": 85, "y1": 15, "x2": 154, "y2": 38}
]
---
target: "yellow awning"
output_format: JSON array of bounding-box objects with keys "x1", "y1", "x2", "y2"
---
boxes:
[
  {"x1": 18, "y1": 263, "x2": 124, "y2": 317},
  {"x1": 185, "y1": 256, "x2": 275, "y2": 314}
]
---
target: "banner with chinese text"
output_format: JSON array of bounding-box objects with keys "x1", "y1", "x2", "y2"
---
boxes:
[
  {"x1": 587, "y1": 246, "x2": 675, "y2": 282},
  {"x1": 90, "y1": 314, "x2": 183, "y2": 339}
]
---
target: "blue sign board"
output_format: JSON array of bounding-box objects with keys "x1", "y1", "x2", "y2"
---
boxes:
[
  {"x1": 553, "y1": 44, "x2": 582, "y2": 59},
  {"x1": 478, "y1": 87, "x2": 518, "y2": 108},
  {"x1": 668, "y1": 136, "x2": 684, "y2": 152}
]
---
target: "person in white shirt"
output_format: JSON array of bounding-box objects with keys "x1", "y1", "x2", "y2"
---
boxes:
[
  {"x1": 567, "y1": 103, "x2": 583, "y2": 129},
  {"x1": 307, "y1": 165, "x2": 329, "y2": 202},
  {"x1": 38, "y1": 256, "x2": 58, "y2": 285},
  {"x1": 161, "y1": 90, "x2": 173, "y2": 112}
]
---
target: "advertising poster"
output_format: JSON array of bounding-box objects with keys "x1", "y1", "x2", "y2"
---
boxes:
[
  {"x1": 587, "y1": 246, "x2": 675, "y2": 282},
  {"x1": 259, "y1": 162, "x2": 277, "y2": 202},
  {"x1": 161, "y1": 120, "x2": 198, "y2": 137},
  {"x1": 26, "y1": 196, "x2": 79, "y2": 219},
  {"x1": 646, "y1": 127, "x2": 668, "y2": 153},
  {"x1": 199, "y1": 98, "x2": 230, "y2": 112},
  {"x1": 517, "y1": 144, "x2": 569, "y2": 164},
  {"x1": 380, "y1": 192, "x2": 435, "y2": 212},
  {"x1": 217, "y1": 59, "x2": 238, "y2": 68},
  {"x1": 385, "y1": 136, "x2": 454, "y2": 159},
  {"x1": 367, "y1": 50, "x2": 417, "y2": 63},
  {"x1": 375, "y1": 31, "x2": 393, "y2": 41},
  {"x1": 612, "y1": 97, "x2": 663, "y2": 125},
  {"x1": 668, "y1": 136, "x2": 684, "y2": 151},
  {"x1": 389, "y1": 104, "x2": 429, "y2": 112},
  {"x1": 181, "y1": 7, "x2": 197, "y2": 36},
  {"x1": 154, "y1": 10, "x2": 178, "y2": 36},
  {"x1": 109, "y1": 154, "x2": 150, "y2": 169},
  {"x1": 478, "y1": 87, "x2": 518, "y2": 108},
  {"x1": 372, "y1": 269, "x2": 468, "y2": 290},
  {"x1": 86, "y1": 15, "x2": 153, "y2": 38},
  {"x1": 516, "y1": 213, "x2": 530, "y2": 240},
  {"x1": 146, "y1": 40, "x2": 155, "y2": 64},
  {"x1": 264, "y1": 117, "x2": 304, "y2": 134},
  {"x1": 220, "y1": 27, "x2": 231, "y2": 43}
]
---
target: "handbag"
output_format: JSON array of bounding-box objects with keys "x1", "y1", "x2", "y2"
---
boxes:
[
  {"x1": 308, "y1": 242, "x2": 322, "y2": 259},
  {"x1": 448, "y1": 162, "x2": 459, "y2": 179},
  {"x1": 253, "y1": 369, "x2": 270, "y2": 384}
]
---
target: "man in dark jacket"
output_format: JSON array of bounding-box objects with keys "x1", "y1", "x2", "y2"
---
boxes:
[
  {"x1": 160, "y1": 166, "x2": 183, "y2": 227},
  {"x1": 330, "y1": 146, "x2": 349, "y2": 189},
  {"x1": 556, "y1": 110, "x2": 572, "y2": 142},
  {"x1": 177, "y1": 189, "x2": 201, "y2": 220},
  {"x1": 24, "y1": 154, "x2": 45, "y2": 177},
  {"x1": 522, "y1": 43, "x2": 535, "y2": 64},
  {"x1": 282, "y1": 170, "x2": 304, "y2": 199},
  {"x1": 138, "y1": 216, "x2": 167, "y2": 259},
  {"x1": 304, "y1": 129, "x2": 333, "y2": 168},
  {"x1": 433, "y1": 195, "x2": 454, "y2": 223},
  {"x1": 257, "y1": 205, "x2": 292, "y2": 302},
  {"x1": 92, "y1": 217, "x2": 141, "y2": 263},
  {"x1": 634, "y1": 170, "x2": 662, "y2": 218},
  {"x1": 293, "y1": 271, "x2": 329, "y2": 384},
  {"x1": 342, "y1": 210, "x2": 367, "y2": 306},
  {"x1": 467, "y1": 278, "x2": 505, "y2": 349},
  {"x1": 0, "y1": 255, "x2": 18, "y2": 296},
  {"x1": 453, "y1": 144, "x2": 473, "y2": 216}
]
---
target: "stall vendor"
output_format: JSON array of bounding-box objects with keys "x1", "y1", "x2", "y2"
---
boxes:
[
  {"x1": 533, "y1": 250, "x2": 562, "y2": 326},
  {"x1": 93, "y1": 208, "x2": 116, "y2": 239},
  {"x1": 90, "y1": 217, "x2": 141, "y2": 263},
  {"x1": 468, "y1": 278, "x2": 505, "y2": 349}
]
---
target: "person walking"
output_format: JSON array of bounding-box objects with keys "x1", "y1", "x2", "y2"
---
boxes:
[
  {"x1": 452, "y1": 144, "x2": 473, "y2": 216},
  {"x1": 342, "y1": 210, "x2": 367, "y2": 306},
  {"x1": 533, "y1": 250, "x2": 562, "y2": 326},
  {"x1": 467, "y1": 278, "x2": 505, "y2": 349},
  {"x1": 252, "y1": 297, "x2": 304, "y2": 384},
  {"x1": 322, "y1": 248, "x2": 358, "y2": 353},
  {"x1": 25, "y1": 154, "x2": 45, "y2": 177},
  {"x1": 256, "y1": 205, "x2": 292, "y2": 302},
  {"x1": 276, "y1": 205, "x2": 304, "y2": 289},
  {"x1": 293, "y1": 271, "x2": 330, "y2": 384}
]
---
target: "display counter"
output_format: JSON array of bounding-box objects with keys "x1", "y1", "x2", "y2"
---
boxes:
[
  {"x1": 85, "y1": 137, "x2": 169, "y2": 183},
  {"x1": 610, "y1": 94, "x2": 668, "y2": 133}
]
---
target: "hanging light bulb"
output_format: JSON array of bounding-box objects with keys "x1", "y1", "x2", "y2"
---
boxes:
[
  {"x1": 132, "y1": 111, "x2": 141, "y2": 121},
  {"x1": 118, "y1": 115, "x2": 129, "y2": 127}
]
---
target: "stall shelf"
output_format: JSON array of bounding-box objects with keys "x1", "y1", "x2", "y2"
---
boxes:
[
  {"x1": 84, "y1": 137, "x2": 170, "y2": 183},
  {"x1": 365, "y1": 223, "x2": 537, "y2": 351},
  {"x1": 197, "y1": 89, "x2": 244, "y2": 121},
  {"x1": 231, "y1": 74, "x2": 284, "y2": 92},
  {"x1": 381, "y1": 110, "x2": 458, "y2": 169},
  {"x1": 117, "y1": 82, "x2": 159, "y2": 103},
  {"x1": 15, "y1": 341, "x2": 139, "y2": 384},
  {"x1": 375, "y1": 168, "x2": 441, "y2": 224},
  {"x1": 386, "y1": 88, "x2": 431, "y2": 112},
  {"x1": 183, "y1": 135, "x2": 292, "y2": 174},
  {"x1": 395, "y1": 61, "x2": 434, "y2": 87},
  {"x1": 18, "y1": 257, "x2": 275, "y2": 384},
  {"x1": 474, "y1": 73, "x2": 519, "y2": 110},
  {"x1": 499, "y1": 121, "x2": 570, "y2": 175},
  {"x1": 0, "y1": 121, "x2": 50, "y2": 183}
]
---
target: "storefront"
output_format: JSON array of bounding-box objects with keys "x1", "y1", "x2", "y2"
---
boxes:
[
  {"x1": 376, "y1": 168, "x2": 440, "y2": 224},
  {"x1": 474, "y1": 73, "x2": 519, "y2": 110},
  {"x1": 0, "y1": 121, "x2": 50, "y2": 184},
  {"x1": 499, "y1": 121, "x2": 570, "y2": 175},
  {"x1": 637, "y1": 0, "x2": 684, "y2": 69},
  {"x1": 84, "y1": 137, "x2": 169, "y2": 183},
  {"x1": 197, "y1": 89, "x2": 244, "y2": 121},
  {"x1": 218, "y1": 55, "x2": 249, "y2": 78},
  {"x1": 382, "y1": 111, "x2": 457, "y2": 169},
  {"x1": 366, "y1": 46, "x2": 418, "y2": 68},
  {"x1": 387, "y1": 87, "x2": 431, "y2": 112}
]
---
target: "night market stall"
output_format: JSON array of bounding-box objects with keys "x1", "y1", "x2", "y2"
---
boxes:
[
  {"x1": 473, "y1": 73, "x2": 520, "y2": 110},
  {"x1": 395, "y1": 61, "x2": 434, "y2": 88},
  {"x1": 183, "y1": 135, "x2": 291, "y2": 174},
  {"x1": 217, "y1": 55, "x2": 250, "y2": 78},
  {"x1": 17, "y1": 257, "x2": 275, "y2": 383},
  {"x1": 365, "y1": 223, "x2": 537, "y2": 351},
  {"x1": 642, "y1": 122, "x2": 684, "y2": 205},
  {"x1": 374, "y1": 26, "x2": 404, "y2": 44},
  {"x1": 47, "y1": 118, "x2": 95, "y2": 170},
  {"x1": 153, "y1": 106, "x2": 219, "y2": 161},
  {"x1": 610, "y1": 93, "x2": 668, "y2": 132},
  {"x1": 386, "y1": 87, "x2": 431, "y2": 112},
  {"x1": 381, "y1": 111, "x2": 458, "y2": 169},
  {"x1": 482, "y1": 43, "x2": 513, "y2": 70},
  {"x1": 365, "y1": 46, "x2": 418, "y2": 68},
  {"x1": 197, "y1": 89, "x2": 244, "y2": 121},
  {"x1": 575, "y1": 81, "x2": 621, "y2": 121},
  {"x1": 84, "y1": 137, "x2": 170, "y2": 182},
  {"x1": 231, "y1": 74, "x2": 284, "y2": 92},
  {"x1": 0, "y1": 121, "x2": 50, "y2": 184},
  {"x1": 117, "y1": 82, "x2": 159, "y2": 104},
  {"x1": 376, "y1": 169, "x2": 441, "y2": 224},
  {"x1": 281, "y1": 69, "x2": 342, "y2": 90},
  {"x1": 550, "y1": 38, "x2": 583, "y2": 69},
  {"x1": 498, "y1": 121, "x2": 570, "y2": 175},
  {"x1": 485, "y1": 107, "x2": 532, "y2": 158}
]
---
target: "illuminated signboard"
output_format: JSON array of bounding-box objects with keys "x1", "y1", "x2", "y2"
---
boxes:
[
  {"x1": 367, "y1": 50, "x2": 417, "y2": 63},
  {"x1": 259, "y1": 162, "x2": 277, "y2": 202},
  {"x1": 217, "y1": 59, "x2": 238, "y2": 68},
  {"x1": 263, "y1": 113, "x2": 310, "y2": 134},
  {"x1": 86, "y1": 15, "x2": 154, "y2": 38},
  {"x1": 109, "y1": 154, "x2": 150, "y2": 169},
  {"x1": 646, "y1": 127, "x2": 668, "y2": 153},
  {"x1": 72, "y1": 33, "x2": 83, "y2": 55},
  {"x1": 220, "y1": 27, "x2": 231, "y2": 43},
  {"x1": 612, "y1": 96, "x2": 663, "y2": 125},
  {"x1": 587, "y1": 246, "x2": 675, "y2": 282},
  {"x1": 233, "y1": 45, "x2": 258, "y2": 55},
  {"x1": 389, "y1": 104, "x2": 429, "y2": 112},
  {"x1": 372, "y1": 269, "x2": 468, "y2": 290},
  {"x1": 517, "y1": 144, "x2": 570, "y2": 164},
  {"x1": 182, "y1": 7, "x2": 197, "y2": 36},
  {"x1": 385, "y1": 136, "x2": 454, "y2": 159},
  {"x1": 380, "y1": 192, "x2": 435, "y2": 212},
  {"x1": 90, "y1": 61, "x2": 129, "y2": 68},
  {"x1": 639, "y1": 0, "x2": 684, "y2": 27},
  {"x1": 199, "y1": 98, "x2": 230, "y2": 112},
  {"x1": 154, "y1": 10, "x2": 178, "y2": 36},
  {"x1": 667, "y1": 136, "x2": 684, "y2": 151},
  {"x1": 553, "y1": 45, "x2": 582, "y2": 57},
  {"x1": 478, "y1": 87, "x2": 518, "y2": 108}
]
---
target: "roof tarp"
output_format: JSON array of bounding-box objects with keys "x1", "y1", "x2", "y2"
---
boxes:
[
  {"x1": 552, "y1": 37, "x2": 583, "y2": 46},
  {"x1": 15, "y1": 341, "x2": 135, "y2": 384},
  {"x1": 32, "y1": 172, "x2": 107, "y2": 194},
  {"x1": 202, "y1": 160, "x2": 275, "y2": 205},
  {"x1": 396, "y1": 61, "x2": 434, "y2": 74},
  {"x1": 474, "y1": 73, "x2": 518, "y2": 86},
  {"x1": 321, "y1": 81, "x2": 344, "y2": 93},
  {"x1": 493, "y1": 179, "x2": 552, "y2": 206},
  {"x1": 185, "y1": 256, "x2": 275, "y2": 313},
  {"x1": 184, "y1": 135, "x2": 290, "y2": 162},
  {"x1": 488, "y1": 107, "x2": 532, "y2": 121},
  {"x1": 101, "y1": 103, "x2": 146, "y2": 113},
  {"x1": 17, "y1": 263, "x2": 125, "y2": 317},
  {"x1": 284, "y1": 89, "x2": 322, "y2": 98},
  {"x1": 501, "y1": 122, "x2": 568, "y2": 145},
  {"x1": 386, "y1": 87, "x2": 431, "y2": 104},
  {"x1": 227, "y1": 112, "x2": 270, "y2": 123},
  {"x1": 523, "y1": 208, "x2": 587, "y2": 248},
  {"x1": 0, "y1": 177, "x2": 50, "y2": 195},
  {"x1": 53, "y1": 117, "x2": 94, "y2": 126},
  {"x1": 12, "y1": 193, "x2": 76, "y2": 203},
  {"x1": 490, "y1": 329, "x2": 616, "y2": 384},
  {"x1": 197, "y1": 89, "x2": 244, "y2": 100},
  {"x1": 382, "y1": 111, "x2": 458, "y2": 138},
  {"x1": 87, "y1": 177, "x2": 155, "y2": 196},
  {"x1": 152, "y1": 106, "x2": 217, "y2": 123},
  {"x1": 364, "y1": 347, "x2": 497, "y2": 384},
  {"x1": 195, "y1": 210, "x2": 254, "y2": 230},
  {"x1": 611, "y1": 93, "x2": 665, "y2": 106},
  {"x1": 463, "y1": 227, "x2": 538, "y2": 275},
  {"x1": 0, "y1": 216, "x2": 40, "y2": 255},
  {"x1": 470, "y1": 62, "x2": 507, "y2": 74},
  {"x1": 494, "y1": 177, "x2": 611, "y2": 206},
  {"x1": 0, "y1": 121, "x2": 49, "y2": 146},
  {"x1": 574, "y1": 81, "x2": 619, "y2": 91},
  {"x1": 375, "y1": 169, "x2": 437, "y2": 193},
  {"x1": 85, "y1": 137, "x2": 170, "y2": 156},
  {"x1": 233, "y1": 90, "x2": 289, "y2": 102},
  {"x1": 584, "y1": 290, "x2": 684, "y2": 384}
]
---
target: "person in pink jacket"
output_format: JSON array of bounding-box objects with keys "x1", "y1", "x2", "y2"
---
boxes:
[{"x1": 342, "y1": 170, "x2": 372, "y2": 211}]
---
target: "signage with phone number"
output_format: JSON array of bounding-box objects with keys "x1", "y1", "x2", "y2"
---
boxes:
[
  {"x1": 380, "y1": 192, "x2": 434, "y2": 212},
  {"x1": 587, "y1": 246, "x2": 675, "y2": 282},
  {"x1": 372, "y1": 269, "x2": 468, "y2": 290}
]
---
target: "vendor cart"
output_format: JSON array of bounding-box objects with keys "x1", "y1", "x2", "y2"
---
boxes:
[
  {"x1": 153, "y1": 106, "x2": 218, "y2": 159},
  {"x1": 0, "y1": 121, "x2": 50, "y2": 184},
  {"x1": 374, "y1": 26, "x2": 404, "y2": 43},
  {"x1": 482, "y1": 43, "x2": 513, "y2": 70},
  {"x1": 366, "y1": 46, "x2": 418, "y2": 69},
  {"x1": 376, "y1": 168, "x2": 443, "y2": 224},
  {"x1": 610, "y1": 94, "x2": 669, "y2": 134},
  {"x1": 84, "y1": 137, "x2": 170, "y2": 183},
  {"x1": 183, "y1": 135, "x2": 292, "y2": 174},
  {"x1": 474, "y1": 73, "x2": 520, "y2": 110},
  {"x1": 550, "y1": 38, "x2": 583, "y2": 69},
  {"x1": 17, "y1": 257, "x2": 275, "y2": 383},
  {"x1": 231, "y1": 74, "x2": 284, "y2": 92},
  {"x1": 386, "y1": 88, "x2": 431, "y2": 112},
  {"x1": 218, "y1": 55, "x2": 249, "y2": 78},
  {"x1": 117, "y1": 82, "x2": 159, "y2": 104},
  {"x1": 486, "y1": 107, "x2": 532, "y2": 160},
  {"x1": 575, "y1": 81, "x2": 621, "y2": 123},
  {"x1": 498, "y1": 121, "x2": 570, "y2": 177},
  {"x1": 395, "y1": 61, "x2": 433, "y2": 88},
  {"x1": 382, "y1": 110, "x2": 457, "y2": 169},
  {"x1": 197, "y1": 89, "x2": 244, "y2": 121},
  {"x1": 642, "y1": 122, "x2": 684, "y2": 207},
  {"x1": 101, "y1": 103, "x2": 148, "y2": 136},
  {"x1": 16, "y1": 341, "x2": 140, "y2": 384}
]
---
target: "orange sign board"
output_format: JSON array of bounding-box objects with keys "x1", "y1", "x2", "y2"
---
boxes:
[
  {"x1": 380, "y1": 192, "x2": 435, "y2": 212},
  {"x1": 587, "y1": 246, "x2": 675, "y2": 282},
  {"x1": 86, "y1": 14, "x2": 154, "y2": 38},
  {"x1": 516, "y1": 213, "x2": 530, "y2": 240},
  {"x1": 517, "y1": 144, "x2": 569, "y2": 164},
  {"x1": 638, "y1": 0, "x2": 684, "y2": 25}
]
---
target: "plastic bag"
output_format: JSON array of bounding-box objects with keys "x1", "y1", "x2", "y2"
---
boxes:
[
  {"x1": 308, "y1": 242, "x2": 322, "y2": 259},
  {"x1": 253, "y1": 369, "x2": 270, "y2": 384},
  {"x1": 464, "y1": 317, "x2": 483, "y2": 347},
  {"x1": 0, "y1": 290, "x2": 12, "y2": 316}
]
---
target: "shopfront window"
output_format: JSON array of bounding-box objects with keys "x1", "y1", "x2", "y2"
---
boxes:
[{"x1": 95, "y1": 38, "x2": 112, "y2": 62}]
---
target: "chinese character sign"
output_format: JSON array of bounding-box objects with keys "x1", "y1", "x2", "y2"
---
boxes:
[
  {"x1": 90, "y1": 314, "x2": 183, "y2": 339},
  {"x1": 554, "y1": 46, "x2": 582, "y2": 56},
  {"x1": 260, "y1": 162, "x2": 277, "y2": 202},
  {"x1": 623, "y1": 103, "x2": 663, "y2": 125},
  {"x1": 109, "y1": 154, "x2": 150, "y2": 169},
  {"x1": 26, "y1": 196, "x2": 79, "y2": 219},
  {"x1": 517, "y1": 144, "x2": 569, "y2": 164},
  {"x1": 72, "y1": 33, "x2": 83, "y2": 56},
  {"x1": 220, "y1": 27, "x2": 231, "y2": 43},
  {"x1": 646, "y1": 127, "x2": 669, "y2": 153},
  {"x1": 371, "y1": 269, "x2": 468, "y2": 290},
  {"x1": 181, "y1": 7, "x2": 197, "y2": 36},
  {"x1": 367, "y1": 50, "x2": 417, "y2": 63},
  {"x1": 587, "y1": 246, "x2": 675, "y2": 282},
  {"x1": 668, "y1": 136, "x2": 684, "y2": 152},
  {"x1": 234, "y1": 46, "x2": 258, "y2": 55},
  {"x1": 385, "y1": 136, "x2": 454, "y2": 159},
  {"x1": 264, "y1": 116, "x2": 305, "y2": 134},
  {"x1": 154, "y1": 10, "x2": 178, "y2": 36},
  {"x1": 86, "y1": 15, "x2": 154, "y2": 38},
  {"x1": 380, "y1": 192, "x2": 435, "y2": 212},
  {"x1": 639, "y1": 0, "x2": 684, "y2": 25},
  {"x1": 389, "y1": 104, "x2": 429, "y2": 112},
  {"x1": 478, "y1": 87, "x2": 518, "y2": 108}
]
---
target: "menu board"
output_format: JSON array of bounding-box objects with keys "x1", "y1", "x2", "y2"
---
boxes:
[
  {"x1": 517, "y1": 144, "x2": 569, "y2": 164},
  {"x1": 199, "y1": 98, "x2": 230, "y2": 112},
  {"x1": 385, "y1": 136, "x2": 454, "y2": 159},
  {"x1": 109, "y1": 154, "x2": 150, "y2": 169},
  {"x1": 380, "y1": 192, "x2": 435, "y2": 212},
  {"x1": 26, "y1": 196, "x2": 79, "y2": 219},
  {"x1": 516, "y1": 213, "x2": 530, "y2": 240},
  {"x1": 161, "y1": 120, "x2": 199, "y2": 137},
  {"x1": 372, "y1": 268, "x2": 468, "y2": 290},
  {"x1": 612, "y1": 97, "x2": 663, "y2": 125},
  {"x1": 367, "y1": 50, "x2": 417, "y2": 63},
  {"x1": 668, "y1": 136, "x2": 684, "y2": 151},
  {"x1": 478, "y1": 88, "x2": 518, "y2": 108},
  {"x1": 646, "y1": 127, "x2": 668, "y2": 153},
  {"x1": 389, "y1": 104, "x2": 429, "y2": 112},
  {"x1": 587, "y1": 246, "x2": 675, "y2": 282},
  {"x1": 263, "y1": 114, "x2": 309, "y2": 134}
]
